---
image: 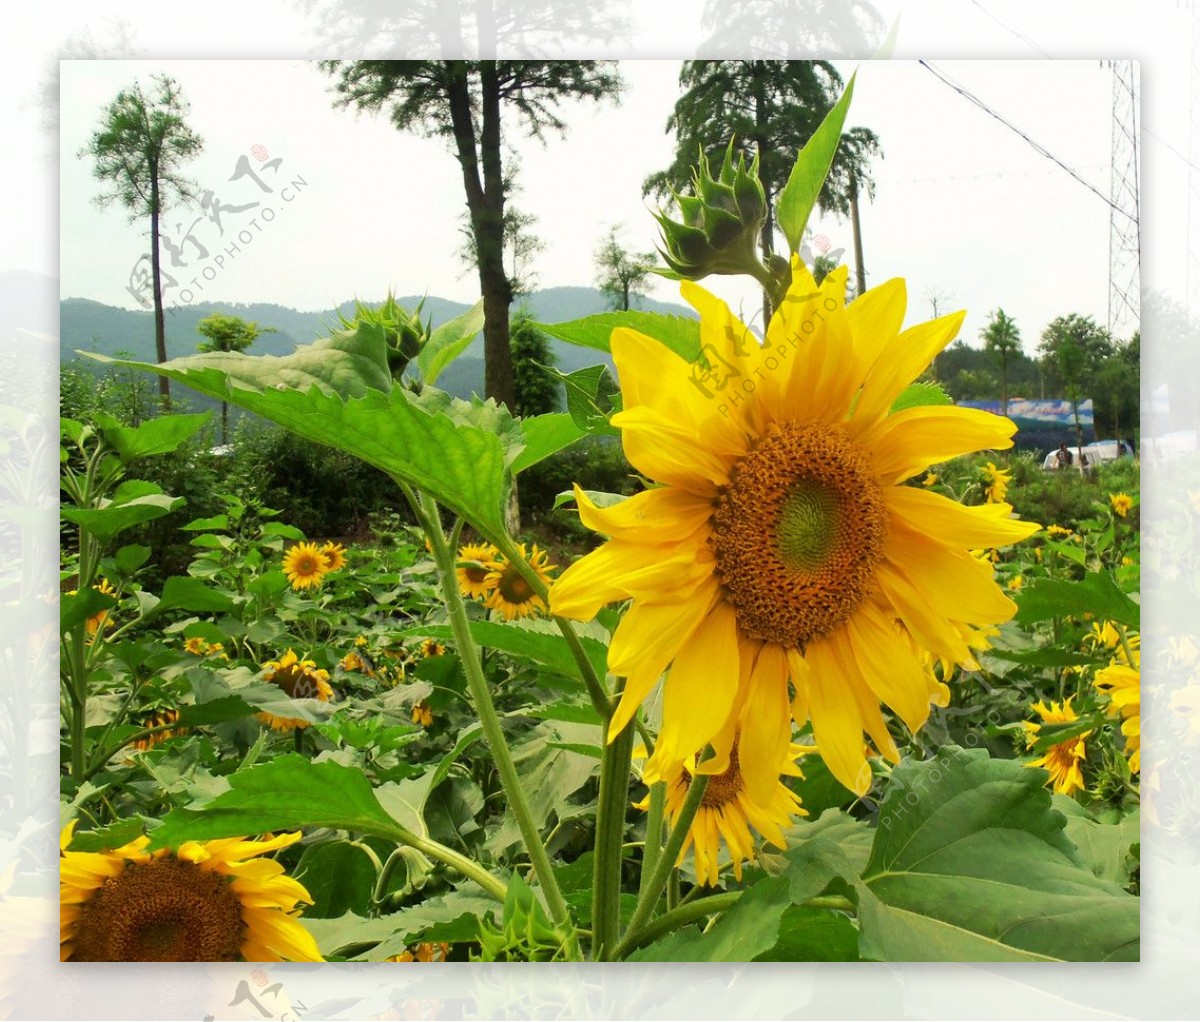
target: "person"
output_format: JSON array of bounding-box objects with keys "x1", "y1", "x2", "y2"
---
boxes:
[{"x1": 1055, "y1": 442, "x2": 1073, "y2": 469}]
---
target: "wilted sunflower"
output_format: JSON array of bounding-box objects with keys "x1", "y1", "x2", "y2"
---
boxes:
[
  {"x1": 259, "y1": 650, "x2": 334, "y2": 731},
  {"x1": 456, "y1": 542, "x2": 501, "y2": 599},
  {"x1": 60, "y1": 823, "x2": 321, "y2": 961},
  {"x1": 1022, "y1": 697, "x2": 1091, "y2": 796},
  {"x1": 411, "y1": 700, "x2": 433, "y2": 728},
  {"x1": 550, "y1": 265, "x2": 1039, "y2": 795},
  {"x1": 282, "y1": 542, "x2": 329, "y2": 590},
  {"x1": 484, "y1": 544, "x2": 556, "y2": 621},
  {"x1": 641, "y1": 733, "x2": 808, "y2": 887},
  {"x1": 320, "y1": 541, "x2": 348, "y2": 573},
  {"x1": 133, "y1": 708, "x2": 187, "y2": 753}
]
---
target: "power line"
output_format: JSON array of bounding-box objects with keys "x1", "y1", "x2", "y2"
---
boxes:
[
  {"x1": 917, "y1": 59, "x2": 1138, "y2": 225},
  {"x1": 968, "y1": 1, "x2": 1052, "y2": 58}
]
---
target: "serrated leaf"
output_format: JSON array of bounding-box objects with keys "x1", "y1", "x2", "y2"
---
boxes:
[
  {"x1": 1056, "y1": 800, "x2": 1140, "y2": 886},
  {"x1": 858, "y1": 746, "x2": 1139, "y2": 962},
  {"x1": 1015, "y1": 572, "x2": 1140, "y2": 629},
  {"x1": 777, "y1": 74, "x2": 857, "y2": 253},
  {"x1": 92, "y1": 411, "x2": 212, "y2": 461},
  {"x1": 415, "y1": 299, "x2": 485, "y2": 386},
  {"x1": 67, "y1": 816, "x2": 156, "y2": 852},
  {"x1": 890, "y1": 381, "x2": 951, "y2": 413},
  {"x1": 537, "y1": 312, "x2": 700, "y2": 364},
  {"x1": 542, "y1": 363, "x2": 620, "y2": 437},
  {"x1": 62, "y1": 490, "x2": 184, "y2": 541},
  {"x1": 510, "y1": 413, "x2": 587, "y2": 475},
  {"x1": 295, "y1": 840, "x2": 377, "y2": 918},
  {"x1": 753, "y1": 905, "x2": 861, "y2": 961}
]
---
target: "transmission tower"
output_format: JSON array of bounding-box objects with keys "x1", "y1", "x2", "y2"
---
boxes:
[{"x1": 1107, "y1": 59, "x2": 1140, "y2": 341}]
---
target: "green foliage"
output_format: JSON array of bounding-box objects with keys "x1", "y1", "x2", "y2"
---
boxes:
[
  {"x1": 509, "y1": 314, "x2": 560, "y2": 418},
  {"x1": 593, "y1": 225, "x2": 657, "y2": 311}
]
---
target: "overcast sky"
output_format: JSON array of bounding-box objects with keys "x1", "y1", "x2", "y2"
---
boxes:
[{"x1": 58, "y1": 57, "x2": 1132, "y2": 353}]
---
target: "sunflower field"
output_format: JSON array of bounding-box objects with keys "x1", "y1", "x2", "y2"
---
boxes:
[{"x1": 59, "y1": 82, "x2": 1140, "y2": 963}]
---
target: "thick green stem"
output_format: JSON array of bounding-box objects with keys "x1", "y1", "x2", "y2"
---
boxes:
[
  {"x1": 410, "y1": 487, "x2": 577, "y2": 954},
  {"x1": 613, "y1": 773, "x2": 708, "y2": 960},
  {"x1": 591, "y1": 707, "x2": 635, "y2": 960},
  {"x1": 621, "y1": 890, "x2": 741, "y2": 954},
  {"x1": 638, "y1": 780, "x2": 665, "y2": 905},
  {"x1": 389, "y1": 824, "x2": 508, "y2": 903}
]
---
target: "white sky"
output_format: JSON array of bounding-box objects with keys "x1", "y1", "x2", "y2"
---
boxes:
[{"x1": 54, "y1": 56, "x2": 1143, "y2": 352}]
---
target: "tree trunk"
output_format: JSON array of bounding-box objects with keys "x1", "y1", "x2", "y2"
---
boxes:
[
  {"x1": 849, "y1": 169, "x2": 866, "y2": 298},
  {"x1": 148, "y1": 163, "x2": 170, "y2": 407},
  {"x1": 221, "y1": 401, "x2": 229, "y2": 445}
]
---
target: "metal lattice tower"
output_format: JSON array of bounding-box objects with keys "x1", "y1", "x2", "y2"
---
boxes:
[{"x1": 1107, "y1": 59, "x2": 1141, "y2": 340}]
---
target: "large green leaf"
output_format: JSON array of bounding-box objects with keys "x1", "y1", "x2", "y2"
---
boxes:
[
  {"x1": 510, "y1": 413, "x2": 587, "y2": 474},
  {"x1": 415, "y1": 299, "x2": 485, "y2": 386},
  {"x1": 147, "y1": 755, "x2": 404, "y2": 849},
  {"x1": 537, "y1": 311, "x2": 700, "y2": 363},
  {"x1": 87, "y1": 351, "x2": 522, "y2": 536},
  {"x1": 155, "y1": 576, "x2": 238, "y2": 614},
  {"x1": 1015, "y1": 571, "x2": 1140, "y2": 630},
  {"x1": 776, "y1": 74, "x2": 857, "y2": 253},
  {"x1": 92, "y1": 411, "x2": 212, "y2": 461},
  {"x1": 1055, "y1": 799, "x2": 1140, "y2": 887},
  {"x1": 858, "y1": 746, "x2": 1139, "y2": 962},
  {"x1": 408, "y1": 619, "x2": 608, "y2": 685},
  {"x1": 61, "y1": 480, "x2": 184, "y2": 541},
  {"x1": 295, "y1": 840, "x2": 377, "y2": 918}
]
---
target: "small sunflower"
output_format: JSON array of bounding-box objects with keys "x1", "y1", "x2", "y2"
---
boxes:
[
  {"x1": 133, "y1": 708, "x2": 187, "y2": 753},
  {"x1": 981, "y1": 461, "x2": 1011, "y2": 504},
  {"x1": 320, "y1": 541, "x2": 348, "y2": 573},
  {"x1": 282, "y1": 543, "x2": 329, "y2": 591},
  {"x1": 1109, "y1": 492, "x2": 1134, "y2": 518},
  {"x1": 388, "y1": 941, "x2": 450, "y2": 962},
  {"x1": 1007, "y1": 575, "x2": 1023, "y2": 592},
  {"x1": 921, "y1": 472, "x2": 938, "y2": 487},
  {"x1": 338, "y1": 650, "x2": 375, "y2": 677},
  {"x1": 643, "y1": 735, "x2": 808, "y2": 887},
  {"x1": 60, "y1": 822, "x2": 322, "y2": 961},
  {"x1": 1022, "y1": 697, "x2": 1091, "y2": 796},
  {"x1": 411, "y1": 700, "x2": 433, "y2": 728},
  {"x1": 1046, "y1": 524, "x2": 1074, "y2": 539},
  {"x1": 1095, "y1": 647, "x2": 1140, "y2": 774},
  {"x1": 484, "y1": 544, "x2": 555, "y2": 621},
  {"x1": 419, "y1": 639, "x2": 446, "y2": 659},
  {"x1": 259, "y1": 650, "x2": 334, "y2": 731},
  {"x1": 550, "y1": 265, "x2": 1040, "y2": 796},
  {"x1": 456, "y1": 542, "x2": 501, "y2": 599}
]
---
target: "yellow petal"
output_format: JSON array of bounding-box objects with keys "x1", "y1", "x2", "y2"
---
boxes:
[
  {"x1": 572, "y1": 484, "x2": 713, "y2": 543},
  {"x1": 853, "y1": 310, "x2": 966, "y2": 427},
  {"x1": 886, "y1": 486, "x2": 1041, "y2": 548},
  {"x1": 864, "y1": 405, "x2": 1017, "y2": 484},
  {"x1": 846, "y1": 605, "x2": 939, "y2": 735},
  {"x1": 735, "y1": 642, "x2": 792, "y2": 805},
  {"x1": 612, "y1": 405, "x2": 732, "y2": 494},
  {"x1": 801, "y1": 639, "x2": 873, "y2": 795}
]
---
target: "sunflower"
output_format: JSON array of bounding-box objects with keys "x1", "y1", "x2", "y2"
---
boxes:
[
  {"x1": 320, "y1": 541, "x2": 348, "y2": 573},
  {"x1": 550, "y1": 265, "x2": 1039, "y2": 796},
  {"x1": 338, "y1": 650, "x2": 375, "y2": 677},
  {"x1": 981, "y1": 461, "x2": 1011, "y2": 504},
  {"x1": 1046, "y1": 524, "x2": 1074, "y2": 539},
  {"x1": 1095, "y1": 643, "x2": 1140, "y2": 774},
  {"x1": 259, "y1": 650, "x2": 334, "y2": 731},
  {"x1": 456, "y1": 542, "x2": 501, "y2": 599},
  {"x1": 419, "y1": 639, "x2": 446, "y2": 659},
  {"x1": 1022, "y1": 697, "x2": 1091, "y2": 796},
  {"x1": 282, "y1": 542, "x2": 329, "y2": 590},
  {"x1": 484, "y1": 544, "x2": 556, "y2": 621},
  {"x1": 388, "y1": 941, "x2": 450, "y2": 962},
  {"x1": 641, "y1": 734, "x2": 808, "y2": 887},
  {"x1": 133, "y1": 708, "x2": 187, "y2": 753},
  {"x1": 1109, "y1": 492, "x2": 1134, "y2": 518},
  {"x1": 60, "y1": 822, "x2": 321, "y2": 961},
  {"x1": 411, "y1": 700, "x2": 433, "y2": 728},
  {"x1": 921, "y1": 472, "x2": 938, "y2": 487}
]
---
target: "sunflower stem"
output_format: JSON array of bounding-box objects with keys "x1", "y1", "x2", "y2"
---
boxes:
[
  {"x1": 638, "y1": 780, "x2": 666, "y2": 904},
  {"x1": 408, "y1": 486, "x2": 579, "y2": 958},
  {"x1": 591, "y1": 703, "x2": 635, "y2": 960},
  {"x1": 613, "y1": 772, "x2": 708, "y2": 960},
  {"x1": 619, "y1": 890, "x2": 741, "y2": 954},
  {"x1": 385, "y1": 824, "x2": 508, "y2": 903}
]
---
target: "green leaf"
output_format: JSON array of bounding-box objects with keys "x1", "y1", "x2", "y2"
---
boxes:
[
  {"x1": 537, "y1": 311, "x2": 700, "y2": 364},
  {"x1": 174, "y1": 696, "x2": 260, "y2": 727},
  {"x1": 985, "y1": 646, "x2": 1109, "y2": 669},
  {"x1": 890, "y1": 381, "x2": 951, "y2": 413},
  {"x1": 510, "y1": 413, "x2": 587, "y2": 475},
  {"x1": 542, "y1": 364, "x2": 619, "y2": 437},
  {"x1": 147, "y1": 755, "x2": 404, "y2": 849},
  {"x1": 60, "y1": 586, "x2": 117, "y2": 633},
  {"x1": 67, "y1": 816, "x2": 155, "y2": 852},
  {"x1": 858, "y1": 746, "x2": 1139, "y2": 962},
  {"x1": 112, "y1": 544, "x2": 152, "y2": 575},
  {"x1": 776, "y1": 74, "x2": 857, "y2": 253},
  {"x1": 180, "y1": 514, "x2": 229, "y2": 531},
  {"x1": 156, "y1": 576, "x2": 238, "y2": 614},
  {"x1": 87, "y1": 351, "x2": 520, "y2": 537},
  {"x1": 407, "y1": 619, "x2": 607, "y2": 685},
  {"x1": 1015, "y1": 572, "x2": 1140, "y2": 629},
  {"x1": 753, "y1": 905, "x2": 861, "y2": 961},
  {"x1": 92, "y1": 411, "x2": 212, "y2": 461},
  {"x1": 62, "y1": 489, "x2": 184, "y2": 541},
  {"x1": 1056, "y1": 801, "x2": 1140, "y2": 886},
  {"x1": 295, "y1": 840, "x2": 377, "y2": 918},
  {"x1": 415, "y1": 299, "x2": 485, "y2": 386}
]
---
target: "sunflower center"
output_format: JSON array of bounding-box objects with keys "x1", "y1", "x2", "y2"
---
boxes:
[
  {"x1": 699, "y1": 744, "x2": 743, "y2": 810},
  {"x1": 710, "y1": 422, "x2": 887, "y2": 648},
  {"x1": 497, "y1": 566, "x2": 534, "y2": 605},
  {"x1": 72, "y1": 858, "x2": 245, "y2": 961},
  {"x1": 464, "y1": 565, "x2": 489, "y2": 584}
]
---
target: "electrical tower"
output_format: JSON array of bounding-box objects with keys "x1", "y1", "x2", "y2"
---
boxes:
[{"x1": 1107, "y1": 59, "x2": 1140, "y2": 341}]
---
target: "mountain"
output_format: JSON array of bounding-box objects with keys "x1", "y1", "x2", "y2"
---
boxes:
[{"x1": 59, "y1": 286, "x2": 697, "y2": 401}]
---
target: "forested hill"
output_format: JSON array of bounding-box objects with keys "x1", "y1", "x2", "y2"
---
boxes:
[{"x1": 59, "y1": 286, "x2": 693, "y2": 400}]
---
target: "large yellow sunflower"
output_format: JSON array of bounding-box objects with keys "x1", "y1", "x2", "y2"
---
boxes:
[
  {"x1": 550, "y1": 265, "x2": 1039, "y2": 796},
  {"x1": 1095, "y1": 649, "x2": 1140, "y2": 774},
  {"x1": 60, "y1": 822, "x2": 321, "y2": 961},
  {"x1": 641, "y1": 732, "x2": 808, "y2": 887},
  {"x1": 259, "y1": 650, "x2": 334, "y2": 731},
  {"x1": 484, "y1": 544, "x2": 556, "y2": 621},
  {"x1": 282, "y1": 542, "x2": 329, "y2": 590},
  {"x1": 1022, "y1": 697, "x2": 1091, "y2": 796}
]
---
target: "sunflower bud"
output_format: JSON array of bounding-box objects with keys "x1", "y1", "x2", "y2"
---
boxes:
[
  {"x1": 656, "y1": 141, "x2": 768, "y2": 281},
  {"x1": 338, "y1": 292, "x2": 431, "y2": 381}
]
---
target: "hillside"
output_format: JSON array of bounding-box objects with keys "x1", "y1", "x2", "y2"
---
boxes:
[{"x1": 59, "y1": 285, "x2": 694, "y2": 401}]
